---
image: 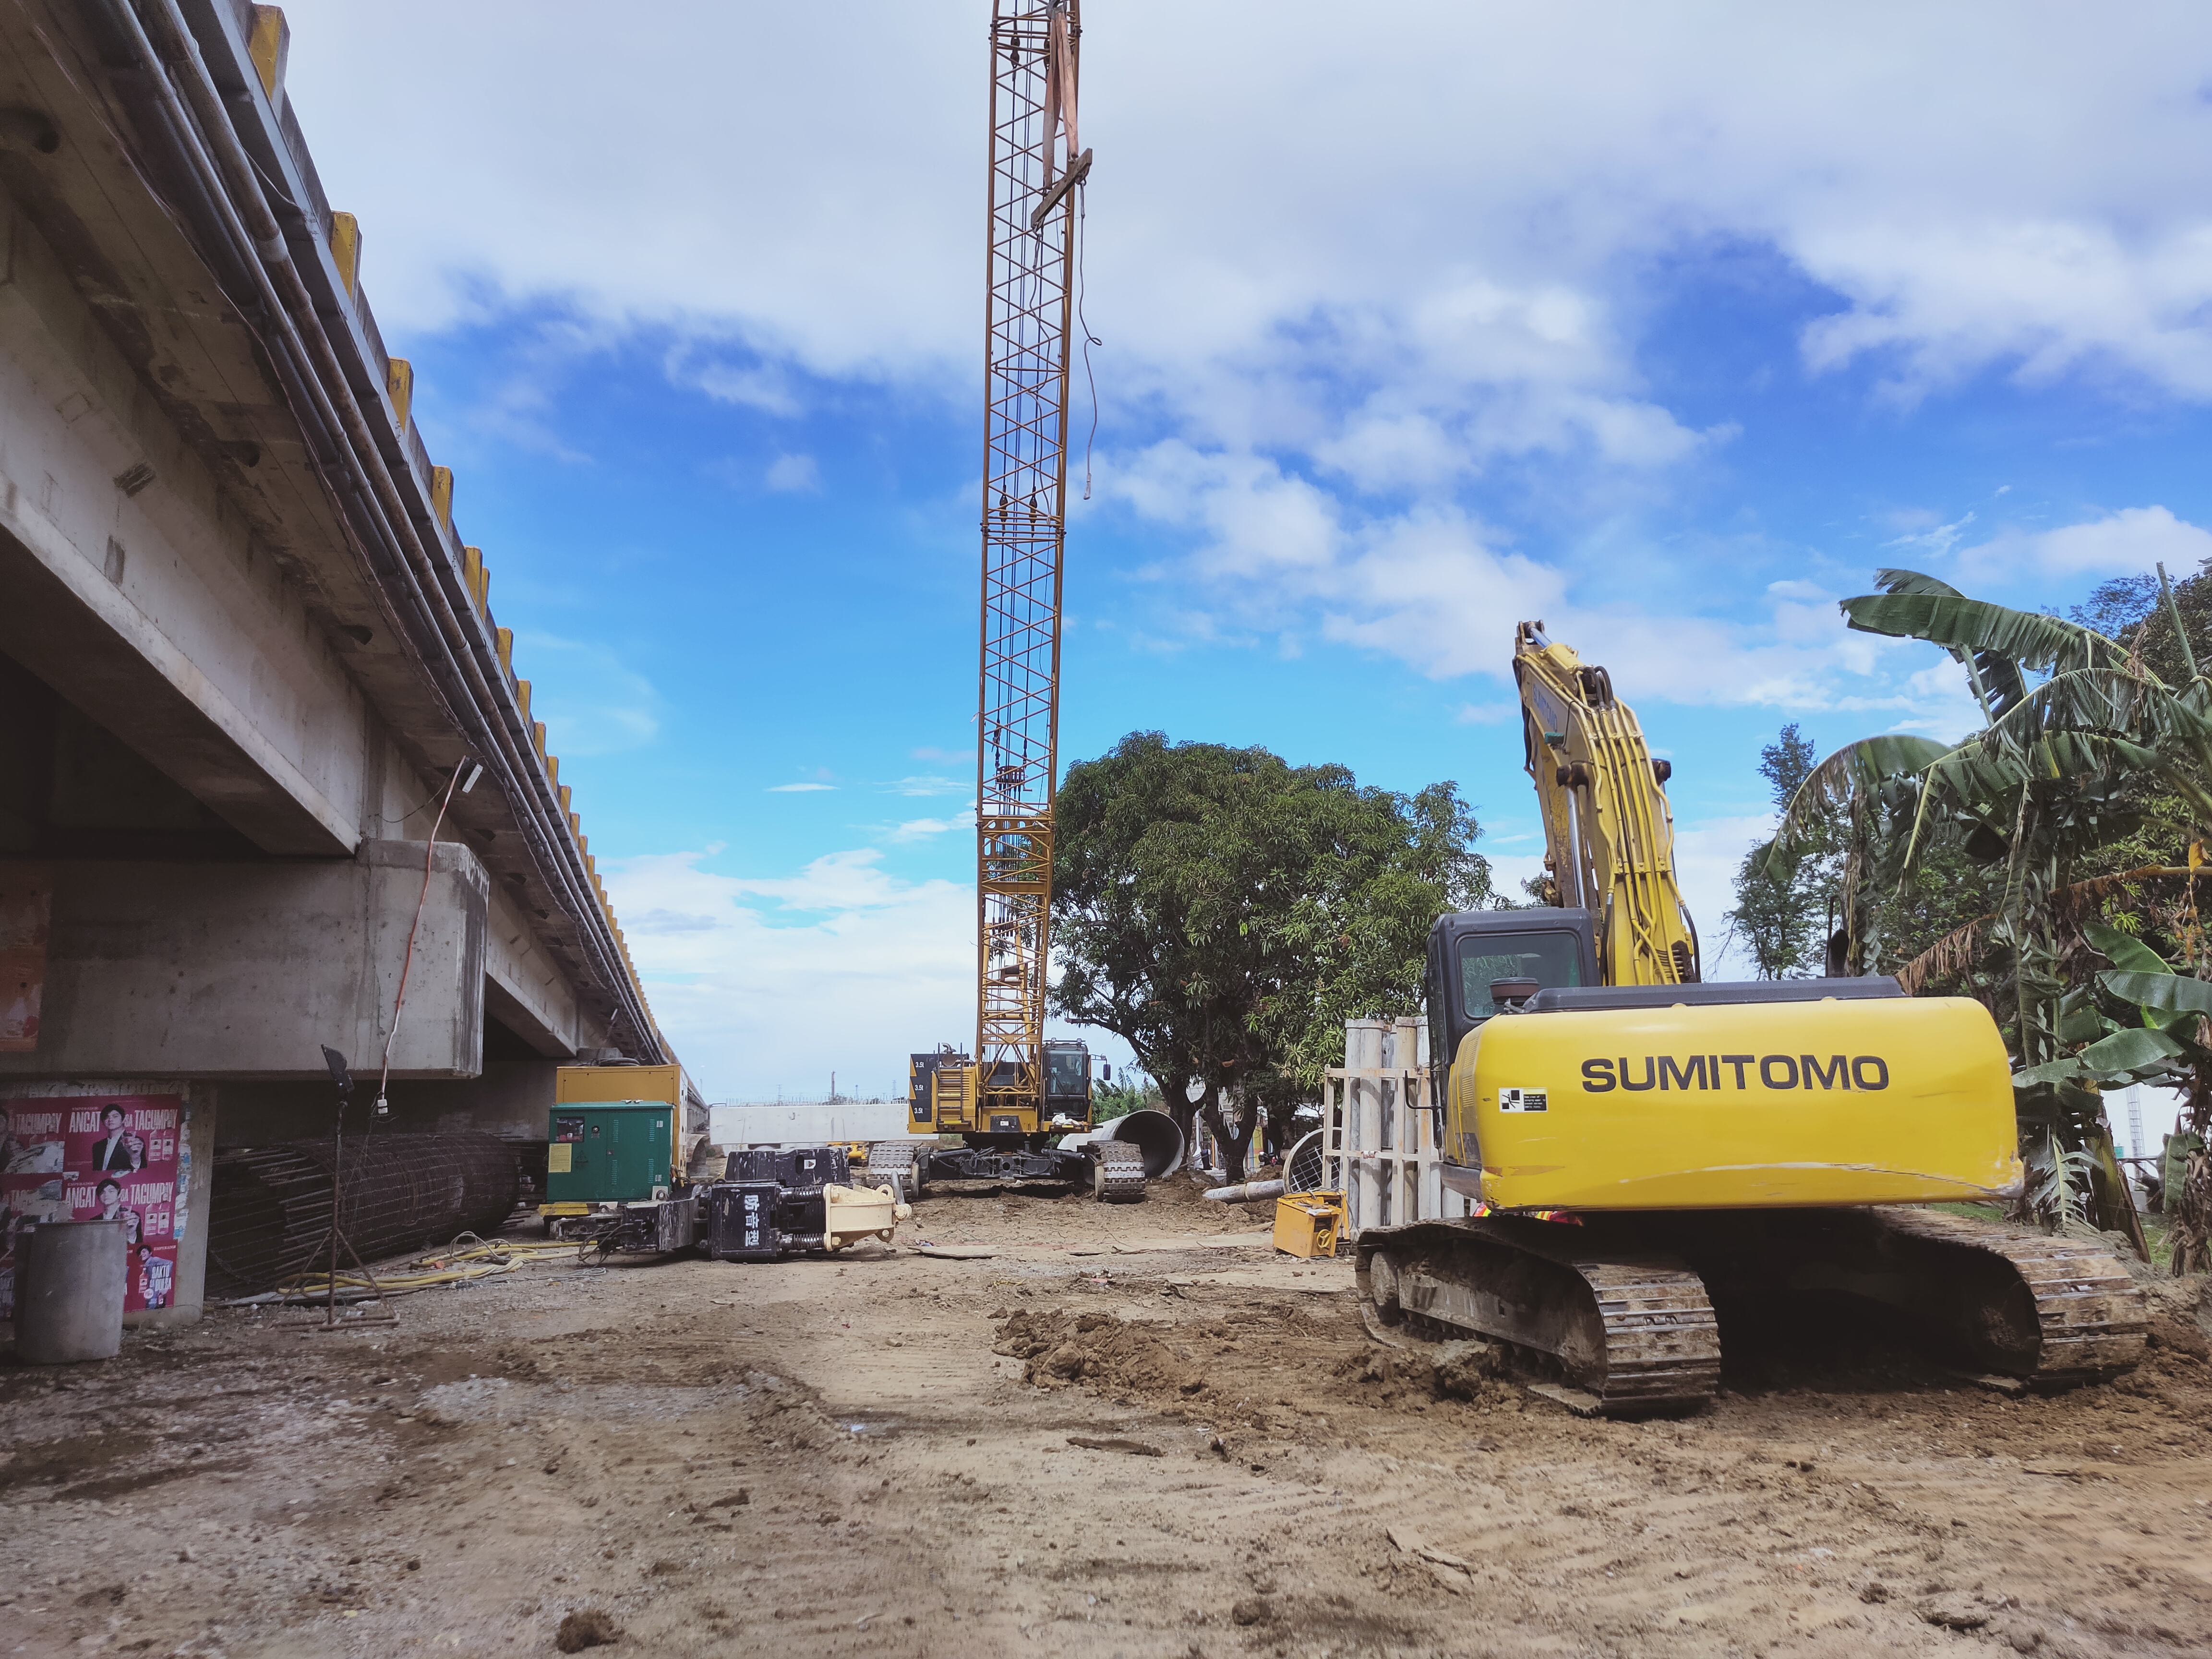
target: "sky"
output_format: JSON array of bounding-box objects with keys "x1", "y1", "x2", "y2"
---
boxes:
[{"x1": 280, "y1": 1, "x2": 2212, "y2": 1103}]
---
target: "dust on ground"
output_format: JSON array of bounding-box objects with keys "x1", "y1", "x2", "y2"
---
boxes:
[{"x1": 3, "y1": 1172, "x2": 2209, "y2": 1658}]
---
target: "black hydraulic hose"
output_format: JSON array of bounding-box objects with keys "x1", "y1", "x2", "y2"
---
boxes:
[{"x1": 90, "y1": 0, "x2": 659, "y2": 1056}]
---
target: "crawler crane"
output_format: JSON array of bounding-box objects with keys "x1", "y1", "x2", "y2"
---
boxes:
[
  {"x1": 1355, "y1": 623, "x2": 2148, "y2": 1414},
  {"x1": 874, "y1": 2, "x2": 1162, "y2": 1202}
]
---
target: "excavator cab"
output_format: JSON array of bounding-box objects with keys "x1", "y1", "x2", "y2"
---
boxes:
[{"x1": 1423, "y1": 908, "x2": 1599, "y2": 1091}]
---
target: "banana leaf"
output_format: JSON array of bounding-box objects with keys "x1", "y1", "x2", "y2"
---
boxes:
[
  {"x1": 1874, "y1": 568, "x2": 2030, "y2": 715},
  {"x1": 2075, "y1": 1024, "x2": 2189, "y2": 1077},
  {"x1": 1842, "y1": 592, "x2": 2122, "y2": 677},
  {"x1": 2084, "y1": 919, "x2": 2171, "y2": 975},
  {"x1": 1772, "y1": 734, "x2": 1949, "y2": 855},
  {"x1": 2099, "y1": 970, "x2": 2212, "y2": 1018}
]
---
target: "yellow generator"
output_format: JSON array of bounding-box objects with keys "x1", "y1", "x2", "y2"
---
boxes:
[{"x1": 1274, "y1": 1191, "x2": 1344, "y2": 1259}]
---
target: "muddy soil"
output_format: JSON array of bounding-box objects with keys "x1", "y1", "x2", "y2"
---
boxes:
[{"x1": 3, "y1": 1174, "x2": 2208, "y2": 1658}]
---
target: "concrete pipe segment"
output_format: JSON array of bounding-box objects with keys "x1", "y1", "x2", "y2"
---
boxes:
[
  {"x1": 16, "y1": 1220, "x2": 127, "y2": 1363},
  {"x1": 1105, "y1": 1108, "x2": 1185, "y2": 1177}
]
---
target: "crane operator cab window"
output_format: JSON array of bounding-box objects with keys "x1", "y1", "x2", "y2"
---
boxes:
[{"x1": 1043, "y1": 1042, "x2": 1091, "y2": 1120}]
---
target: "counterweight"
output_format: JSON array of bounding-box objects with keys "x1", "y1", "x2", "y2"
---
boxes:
[{"x1": 976, "y1": 1, "x2": 1089, "y2": 1119}]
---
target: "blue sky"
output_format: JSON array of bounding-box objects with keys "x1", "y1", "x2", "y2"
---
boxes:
[{"x1": 285, "y1": 2, "x2": 2212, "y2": 1102}]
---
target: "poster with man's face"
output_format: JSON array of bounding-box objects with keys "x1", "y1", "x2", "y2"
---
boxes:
[{"x1": 0, "y1": 1094, "x2": 183, "y2": 1318}]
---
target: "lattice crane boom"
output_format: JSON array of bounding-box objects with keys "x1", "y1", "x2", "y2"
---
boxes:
[{"x1": 974, "y1": 1, "x2": 1089, "y2": 1122}]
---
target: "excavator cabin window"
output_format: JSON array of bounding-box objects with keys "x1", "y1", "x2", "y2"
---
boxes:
[{"x1": 1457, "y1": 934, "x2": 1584, "y2": 1021}]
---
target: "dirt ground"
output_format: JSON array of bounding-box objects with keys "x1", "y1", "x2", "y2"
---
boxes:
[{"x1": 4, "y1": 1174, "x2": 2210, "y2": 1659}]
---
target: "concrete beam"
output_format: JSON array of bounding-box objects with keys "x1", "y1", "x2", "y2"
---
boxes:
[
  {"x1": 482, "y1": 880, "x2": 579, "y2": 1058},
  {"x1": 0, "y1": 194, "x2": 363, "y2": 856},
  {"x1": 0, "y1": 841, "x2": 488, "y2": 1081}
]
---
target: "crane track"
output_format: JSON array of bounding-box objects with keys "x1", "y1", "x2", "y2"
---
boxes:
[{"x1": 1089, "y1": 1140, "x2": 1148, "y2": 1202}]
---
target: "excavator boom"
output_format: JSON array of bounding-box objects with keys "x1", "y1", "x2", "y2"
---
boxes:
[{"x1": 1515, "y1": 621, "x2": 1698, "y2": 985}]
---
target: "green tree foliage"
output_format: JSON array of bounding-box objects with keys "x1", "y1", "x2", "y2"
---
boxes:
[
  {"x1": 1088, "y1": 1070, "x2": 1161, "y2": 1125},
  {"x1": 1051, "y1": 732, "x2": 1494, "y2": 1182},
  {"x1": 1725, "y1": 724, "x2": 1838, "y2": 976}
]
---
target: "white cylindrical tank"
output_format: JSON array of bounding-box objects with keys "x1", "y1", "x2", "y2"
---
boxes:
[{"x1": 16, "y1": 1221, "x2": 126, "y2": 1364}]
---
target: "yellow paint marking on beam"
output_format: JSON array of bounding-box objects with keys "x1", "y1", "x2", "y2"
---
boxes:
[
  {"x1": 329, "y1": 212, "x2": 360, "y2": 296},
  {"x1": 547, "y1": 755, "x2": 560, "y2": 789},
  {"x1": 495, "y1": 625, "x2": 513, "y2": 673},
  {"x1": 460, "y1": 544, "x2": 484, "y2": 613},
  {"x1": 532, "y1": 721, "x2": 546, "y2": 759},
  {"x1": 515, "y1": 679, "x2": 530, "y2": 718},
  {"x1": 559, "y1": 784, "x2": 572, "y2": 815},
  {"x1": 430, "y1": 466, "x2": 453, "y2": 529},
  {"x1": 248, "y1": 6, "x2": 289, "y2": 100},
  {"x1": 385, "y1": 357, "x2": 412, "y2": 433}
]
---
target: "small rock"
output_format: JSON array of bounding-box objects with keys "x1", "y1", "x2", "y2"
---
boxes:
[
  {"x1": 709, "y1": 1490, "x2": 751, "y2": 1508},
  {"x1": 1919, "y1": 1596, "x2": 1989, "y2": 1631},
  {"x1": 1231, "y1": 1597, "x2": 1272, "y2": 1626},
  {"x1": 1860, "y1": 1581, "x2": 1889, "y2": 1604},
  {"x1": 555, "y1": 1608, "x2": 619, "y2": 1651}
]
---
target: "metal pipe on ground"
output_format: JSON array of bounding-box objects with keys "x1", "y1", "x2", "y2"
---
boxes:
[
  {"x1": 205, "y1": 1134, "x2": 520, "y2": 1297},
  {"x1": 1202, "y1": 1178, "x2": 1286, "y2": 1204}
]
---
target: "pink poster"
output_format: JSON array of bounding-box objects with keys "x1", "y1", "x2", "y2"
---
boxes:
[{"x1": 0, "y1": 1094, "x2": 183, "y2": 1320}]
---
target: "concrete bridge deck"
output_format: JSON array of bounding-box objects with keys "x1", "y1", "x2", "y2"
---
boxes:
[{"x1": 0, "y1": 0, "x2": 690, "y2": 1322}]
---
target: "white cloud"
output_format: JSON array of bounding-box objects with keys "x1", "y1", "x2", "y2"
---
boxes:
[
  {"x1": 1883, "y1": 512, "x2": 1976, "y2": 558},
  {"x1": 886, "y1": 813, "x2": 969, "y2": 843},
  {"x1": 885, "y1": 775, "x2": 968, "y2": 798},
  {"x1": 766, "y1": 782, "x2": 835, "y2": 793},
  {"x1": 282, "y1": 1, "x2": 2212, "y2": 423},
  {"x1": 610, "y1": 849, "x2": 972, "y2": 1099},
  {"x1": 1959, "y1": 505, "x2": 2212, "y2": 584},
  {"x1": 1455, "y1": 703, "x2": 1518, "y2": 726},
  {"x1": 764, "y1": 453, "x2": 821, "y2": 493},
  {"x1": 1107, "y1": 445, "x2": 1932, "y2": 712}
]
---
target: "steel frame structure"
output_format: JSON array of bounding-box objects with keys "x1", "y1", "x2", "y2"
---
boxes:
[{"x1": 974, "y1": 1, "x2": 1086, "y2": 1120}]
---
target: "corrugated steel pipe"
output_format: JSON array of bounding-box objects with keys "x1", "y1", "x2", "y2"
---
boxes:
[{"x1": 205, "y1": 1133, "x2": 520, "y2": 1297}]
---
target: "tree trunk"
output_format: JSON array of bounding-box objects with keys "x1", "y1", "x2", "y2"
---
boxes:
[
  {"x1": 2080, "y1": 1123, "x2": 2150, "y2": 1261},
  {"x1": 1200, "y1": 1083, "x2": 1256, "y2": 1185}
]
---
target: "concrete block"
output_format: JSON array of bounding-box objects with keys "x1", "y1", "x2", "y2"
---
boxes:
[{"x1": 0, "y1": 841, "x2": 486, "y2": 1080}]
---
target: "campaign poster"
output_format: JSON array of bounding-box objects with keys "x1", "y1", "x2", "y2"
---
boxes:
[{"x1": 0, "y1": 1094, "x2": 183, "y2": 1320}]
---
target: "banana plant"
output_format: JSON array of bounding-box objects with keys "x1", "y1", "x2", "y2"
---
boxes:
[{"x1": 1773, "y1": 568, "x2": 2212, "y2": 1245}]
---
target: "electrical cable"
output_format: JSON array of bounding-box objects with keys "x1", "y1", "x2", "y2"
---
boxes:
[
  {"x1": 1075, "y1": 181, "x2": 1099, "y2": 502},
  {"x1": 374, "y1": 764, "x2": 468, "y2": 1118}
]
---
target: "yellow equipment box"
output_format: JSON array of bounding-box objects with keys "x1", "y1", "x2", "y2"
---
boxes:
[
  {"x1": 1274, "y1": 1190, "x2": 1345, "y2": 1259},
  {"x1": 1446, "y1": 995, "x2": 2022, "y2": 1211}
]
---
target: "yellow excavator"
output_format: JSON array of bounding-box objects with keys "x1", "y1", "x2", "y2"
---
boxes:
[{"x1": 1355, "y1": 622, "x2": 2147, "y2": 1414}]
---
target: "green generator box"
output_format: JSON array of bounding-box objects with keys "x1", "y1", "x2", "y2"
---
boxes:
[{"x1": 546, "y1": 1101, "x2": 677, "y2": 1204}]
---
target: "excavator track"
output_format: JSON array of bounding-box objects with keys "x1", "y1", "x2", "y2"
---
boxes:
[
  {"x1": 1356, "y1": 1217, "x2": 1722, "y2": 1417},
  {"x1": 1089, "y1": 1140, "x2": 1148, "y2": 1202},
  {"x1": 1355, "y1": 1207, "x2": 2147, "y2": 1417},
  {"x1": 1839, "y1": 1207, "x2": 2147, "y2": 1386}
]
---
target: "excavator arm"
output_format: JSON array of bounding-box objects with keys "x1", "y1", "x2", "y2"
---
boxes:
[{"x1": 1513, "y1": 621, "x2": 1699, "y2": 986}]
